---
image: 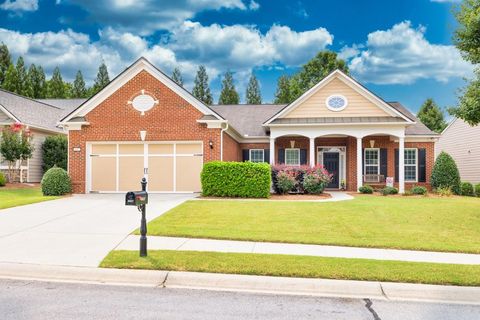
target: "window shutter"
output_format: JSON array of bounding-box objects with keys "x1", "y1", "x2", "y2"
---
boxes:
[
  {"x1": 263, "y1": 149, "x2": 270, "y2": 163},
  {"x1": 278, "y1": 148, "x2": 285, "y2": 164},
  {"x1": 394, "y1": 149, "x2": 399, "y2": 182},
  {"x1": 418, "y1": 148, "x2": 426, "y2": 182},
  {"x1": 242, "y1": 149, "x2": 249, "y2": 162},
  {"x1": 380, "y1": 148, "x2": 388, "y2": 177},
  {"x1": 300, "y1": 149, "x2": 307, "y2": 165}
]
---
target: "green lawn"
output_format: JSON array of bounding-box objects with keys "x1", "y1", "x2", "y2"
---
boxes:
[
  {"x1": 0, "y1": 187, "x2": 61, "y2": 209},
  {"x1": 101, "y1": 250, "x2": 480, "y2": 286},
  {"x1": 142, "y1": 196, "x2": 480, "y2": 253}
]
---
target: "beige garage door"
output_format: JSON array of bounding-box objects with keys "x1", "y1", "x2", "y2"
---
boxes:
[{"x1": 89, "y1": 142, "x2": 203, "y2": 193}]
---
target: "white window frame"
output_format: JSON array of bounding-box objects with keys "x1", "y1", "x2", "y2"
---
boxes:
[
  {"x1": 249, "y1": 149, "x2": 264, "y2": 163},
  {"x1": 404, "y1": 148, "x2": 418, "y2": 182},
  {"x1": 325, "y1": 94, "x2": 348, "y2": 111},
  {"x1": 364, "y1": 148, "x2": 380, "y2": 175},
  {"x1": 285, "y1": 148, "x2": 300, "y2": 166}
]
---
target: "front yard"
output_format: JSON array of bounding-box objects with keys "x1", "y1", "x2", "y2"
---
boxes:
[
  {"x1": 0, "y1": 186, "x2": 61, "y2": 209},
  {"x1": 142, "y1": 195, "x2": 480, "y2": 253}
]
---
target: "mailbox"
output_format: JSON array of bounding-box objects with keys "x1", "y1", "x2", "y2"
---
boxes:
[{"x1": 125, "y1": 191, "x2": 148, "y2": 206}]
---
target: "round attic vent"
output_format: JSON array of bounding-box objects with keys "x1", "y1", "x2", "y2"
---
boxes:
[
  {"x1": 128, "y1": 90, "x2": 159, "y2": 115},
  {"x1": 326, "y1": 95, "x2": 348, "y2": 111}
]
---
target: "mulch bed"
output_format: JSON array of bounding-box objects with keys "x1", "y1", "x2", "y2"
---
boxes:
[
  {"x1": 199, "y1": 193, "x2": 332, "y2": 200},
  {"x1": 1, "y1": 183, "x2": 40, "y2": 190},
  {"x1": 348, "y1": 192, "x2": 463, "y2": 199}
]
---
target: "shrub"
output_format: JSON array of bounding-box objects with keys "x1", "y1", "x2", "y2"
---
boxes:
[
  {"x1": 272, "y1": 165, "x2": 332, "y2": 195},
  {"x1": 0, "y1": 172, "x2": 6, "y2": 187},
  {"x1": 431, "y1": 152, "x2": 461, "y2": 195},
  {"x1": 436, "y1": 186, "x2": 452, "y2": 197},
  {"x1": 303, "y1": 173, "x2": 325, "y2": 194},
  {"x1": 359, "y1": 185, "x2": 373, "y2": 194},
  {"x1": 276, "y1": 171, "x2": 296, "y2": 194},
  {"x1": 475, "y1": 184, "x2": 480, "y2": 197},
  {"x1": 381, "y1": 186, "x2": 398, "y2": 196},
  {"x1": 271, "y1": 165, "x2": 308, "y2": 194},
  {"x1": 460, "y1": 182, "x2": 475, "y2": 197},
  {"x1": 411, "y1": 186, "x2": 427, "y2": 195},
  {"x1": 42, "y1": 135, "x2": 68, "y2": 171},
  {"x1": 201, "y1": 161, "x2": 271, "y2": 198},
  {"x1": 41, "y1": 167, "x2": 72, "y2": 196}
]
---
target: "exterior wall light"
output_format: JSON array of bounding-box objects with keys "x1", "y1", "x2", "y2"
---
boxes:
[
  {"x1": 209, "y1": 140, "x2": 214, "y2": 149},
  {"x1": 140, "y1": 130, "x2": 147, "y2": 141},
  {"x1": 369, "y1": 140, "x2": 375, "y2": 148}
]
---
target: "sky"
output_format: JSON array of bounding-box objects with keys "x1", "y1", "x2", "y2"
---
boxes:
[{"x1": 0, "y1": 0, "x2": 473, "y2": 114}]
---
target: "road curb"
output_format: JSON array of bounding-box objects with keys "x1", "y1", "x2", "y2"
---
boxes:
[{"x1": 0, "y1": 262, "x2": 479, "y2": 305}]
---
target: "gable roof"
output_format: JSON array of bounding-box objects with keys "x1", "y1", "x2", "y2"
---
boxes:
[
  {"x1": 264, "y1": 69, "x2": 414, "y2": 125},
  {"x1": 60, "y1": 57, "x2": 224, "y2": 124}
]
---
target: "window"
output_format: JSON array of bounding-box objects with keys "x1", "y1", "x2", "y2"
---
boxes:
[
  {"x1": 404, "y1": 148, "x2": 417, "y2": 182},
  {"x1": 285, "y1": 148, "x2": 300, "y2": 166},
  {"x1": 364, "y1": 148, "x2": 379, "y2": 175},
  {"x1": 249, "y1": 149, "x2": 264, "y2": 163},
  {"x1": 326, "y1": 95, "x2": 348, "y2": 111}
]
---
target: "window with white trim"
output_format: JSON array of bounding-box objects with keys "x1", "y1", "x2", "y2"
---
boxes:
[
  {"x1": 404, "y1": 148, "x2": 417, "y2": 182},
  {"x1": 249, "y1": 149, "x2": 264, "y2": 163},
  {"x1": 285, "y1": 148, "x2": 300, "y2": 166},
  {"x1": 364, "y1": 148, "x2": 379, "y2": 175}
]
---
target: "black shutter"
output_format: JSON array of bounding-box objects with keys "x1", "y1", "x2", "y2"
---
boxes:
[
  {"x1": 278, "y1": 148, "x2": 285, "y2": 164},
  {"x1": 300, "y1": 149, "x2": 307, "y2": 165},
  {"x1": 380, "y1": 148, "x2": 388, "y2": 178},
  {"x1": 362, "y1": 148, "x2": 365, "y2": 175},
  {"x1": 263, "y1": 149, "x2": 270, "y2": 163},
  {"x1": 394, "y1": 149, "x2": 399, "y2": 182},
  {"x1": 418, "y1": 148, "x2": 426, "y2": 182},
  {"x1": 242, "y1": 149, "x2": 249, "y2": 162}
]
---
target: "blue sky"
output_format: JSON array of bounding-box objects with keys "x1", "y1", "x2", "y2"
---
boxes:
[{"x1": 0, "y1": 0, "x2": 472, "y2": 114}]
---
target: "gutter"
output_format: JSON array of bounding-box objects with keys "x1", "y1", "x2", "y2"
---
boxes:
[{"x1": 220, "y1": 122, "x2": 229, "y2": 161}]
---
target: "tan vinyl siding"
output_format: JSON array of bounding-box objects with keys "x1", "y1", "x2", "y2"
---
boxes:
[
  {"x1": 436, "y1": 119, "x2": 480, "y2": 184},
  {"x1": 283, "y1": 78, "x2": 390, "y2": 118},
  {"x1": 28, "y1": 130, "x2": 55, "y2": 182}
]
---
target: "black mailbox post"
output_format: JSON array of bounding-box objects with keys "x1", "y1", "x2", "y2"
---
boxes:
[{"x1": 125, "y1": 178, "x2": 148, "y2": 257}]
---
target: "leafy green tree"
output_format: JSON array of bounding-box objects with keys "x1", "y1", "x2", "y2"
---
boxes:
[
  {"x1": 0, "y1": 124, "x2": 34, "y2": 182},
  {"x1": 172, "y1": 67, "x2": 183, "y2": 86},
  {"x1": 192, "y1": 65, "x2": 213, "y2": 105},
  {"x1": 218, "y1": 71, "x2": 240, "y2": 104},
  {"x1": 47, "y1": 67, "x2": 66, "y2": 98},
  {"x1": 431, "y1": 151, "x2": 461, "y2": 195},
  {"x1": 417, "y1": 98, "x2": 447, "y2": 133},
  {"x1": 2, "y1": 64, "x2": 18, "y2": 93},
  {"x1": 24, "y1": 64, "x2": 37, "y2": 98},
  {"x1": 246, "y1": 74, "x2": 261, "y2": 104},
  {"x1": 71, "y1": 70, "x2": 87, "y2": 98},
  {"x1": 15, "y1": 56, "x2": 27, "y2": 95},
  {"x1": 29, "y1": 65, "x2": 47, "y2": 98},
  {"x1": 0, "y1": 43, "x2": 12, "y2": 86},
  {"x1": 42, "y1": 135, "x2": 67, "y2": 171},
  {"x1": 274, "y1": 75, "x2": 291, "y2": 104},
  {"x1": 92, "y1": 62, "x2": 110, "y2": 94}
]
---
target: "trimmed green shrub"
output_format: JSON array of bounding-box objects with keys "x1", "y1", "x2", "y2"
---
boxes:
[
  {"x1": 0, "y1": 172, "x2": 6, "y2": 187},
  {"x1": 431, "y1": 152, "x2": 461, "y2": 195},
  {"x1": 201, "y1": 161, "x2": 271, "y2": 198},
  {"x1": 42, "y1": 135, "x2": 68, "y2": 171},
  {"x1": 411, "y1": 186, "x2": 427, "y2": 195},
  {"x1": 475, "y1": 184, "x2": 480, "y2": 197},
  {"x1": 460, "y1": 182, "x2": 475, "y2": 197},
  {"x1": 302, "y1": 173, "x2": 326, "y2": 194},
  {"x1": 41, "y1": 167, "x2": 72, "y2": 196},
  {"x1": 276, "y1": 171, "x2": 296, "y2": 194},
  {"x1": 436, "y1": 186, "x2": 452, "y2": 197},
  {"x1": 381, "y1": 186, "x2": 398, "y2": 196},
  {"x1": 358, "y1": 185, "x2": 373, "y2": 194}
]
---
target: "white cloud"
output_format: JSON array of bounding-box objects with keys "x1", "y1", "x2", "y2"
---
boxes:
[
  {"x1": 0, "y1": 0, "x2": 38, "y2": 12},
  {"x1": 248, "y1": 0, "x2": 259, "y2": 10},
  {"x1": 345, "y1": 21, "x2": 473, "y2": 84},
  {"x1": 430, "y1": 0, "x2": 461, "y2": 3}
]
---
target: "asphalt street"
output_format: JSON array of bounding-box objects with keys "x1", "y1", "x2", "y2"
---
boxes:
[{"x1": 0, "y1": 279, "x2": 479, "y2": 320}]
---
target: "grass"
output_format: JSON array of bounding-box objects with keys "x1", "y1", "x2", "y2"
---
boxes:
[
  {"x1": 101, "y1": 250, "x2": 480, "y2": 287},
  {"x1": 141, "y1": 195, "x2": 480, "y2": 253},
  {"x1": 0, "y1": 187, "x2": 61, "y2": 209}
]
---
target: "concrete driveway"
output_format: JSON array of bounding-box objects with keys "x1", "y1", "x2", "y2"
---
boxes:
[{"x1": 0, "y1": 194, "x2": 195, "y2": 267}]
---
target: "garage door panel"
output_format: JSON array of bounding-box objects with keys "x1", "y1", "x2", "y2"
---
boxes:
[
  {"x1": 91, "y1": 157, "x2": 116, "y2": 191},
  {"x1": 92, "y1": 144, "x2": 116, "y2": 155},
  {"x1": 119, "y1": 144, "x2": 144, "y2": 155},
  {"x1": 148, "y1": 157, "x2": 174, "y2": 191},
  {"x1": 176, "y1": 143, "x2": 203, "y2": 154},
  {"x1": 119, "y1": 156, "x2": 144, "y2": 191},
  {"x1": 149, "y1": 144, "x2": 173, "y2": 155},
  {"x1": 176, "y1": 155, "x2": 202, "y2": 192}
]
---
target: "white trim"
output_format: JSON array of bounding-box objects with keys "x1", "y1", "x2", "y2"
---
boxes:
[
  {"x1": 285, "y1": 148, "x2": 300, "y2": 166},
  {"x1": 0, "y1": 103, "x2": 20, "y2": 122},
  {"x1": 317, "y1": 146, "x2": 346, "y2": 189},
  {"x1": 267, "y1": 122, "x2": 411, "y2": 127},
  {"x1": 249, "y1": 149, "x2": 265, "y2": 163},
  {"x1": 364, "y1": 148, "x2": 380, "y2": 176},
  {"x1": 403, "y1": 148, "x2": 418, "y2": 183},
  {"x1": 325, "y1": 94, "x2": 348, "y2": 112}
]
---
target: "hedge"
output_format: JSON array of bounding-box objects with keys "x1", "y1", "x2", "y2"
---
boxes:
[
  {"x1": 0, "y1": 172, "x2": 5, "y2": 187},
  {"x1": 41, "y1": 167, "x2": 72, "y2": 196},
  {"x1": 42, "y1": 135, "x2": 68, "y2": 171},
  {"x1": 201, "y1": 161, "x2": 271, "y2": 198},
  {"x1": 431, "y1": 151, "x2": 461, "y2": 195},
  {"x1": 460, "y1": 182, "x2": 475, "y2": 197}
]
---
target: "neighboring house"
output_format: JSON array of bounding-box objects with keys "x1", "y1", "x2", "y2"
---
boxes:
[
  {"x1": 59, "y1": 57, "x2": 438, "y2": 194},
  {"x1": 436, "y1": 118, "x2": 480, "y2": 184},
  {"x1": 0, "y1": 90, "x2": 77, "y2": 182}
]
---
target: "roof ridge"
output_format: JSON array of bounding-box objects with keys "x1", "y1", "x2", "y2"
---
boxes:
[{"x1": 0, "y1": 88, "x2": 63, "y2": 110}]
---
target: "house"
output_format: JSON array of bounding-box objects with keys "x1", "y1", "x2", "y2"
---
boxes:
[
  {"x1": 0, "y1": 90, "x2": 78, "y2": 182},
  {"x1": 58, "y1": 57, "x2": 438, "y2": 194},
  {"x1": 436, "y1": 118, "x2": 480, "y2": 184}
]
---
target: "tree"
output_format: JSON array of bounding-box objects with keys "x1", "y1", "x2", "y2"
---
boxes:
[
  {"x1": 218, "y1": 71, "x2": 240, "y2": 104},
  {"x1": 246, "y1": 74, "x2": 261, "y2": 104},
  {"x1": 24, "y1": 64, "x2": 37, "y2": 98},
  {"x1": 417, "y1": 98, "x2": 447, "y2": 133},
  {"x1": 0, "y1": 43, "x2": 12, "y2": 87},
  {"x1": 71, "y1": 70, "x2": 87, "y2": 98},
  {"x1": 0, "y1": 123, "x2": 34, "y2": 182},
  {"x1": 28, "y1": 65, "x2": 46, "y2": 98},
  {"x1": 2, "y1": 64, "x2": 18, "y2": 93},
  {"x1": 15, "y1": 56, "x2": 27, "y2": 96},
  {"x1": 192, "y1": 65, "x2": 213, "y2": 105},
  {"x1": 92, "y1": 62, "x2": 110, "y2": 94},
  {"x1": 42, "y1": 135, "x2": 67, "y2": 172},
  {"x1": 47, "y1": 67, "x2": 66, "y2": 98},
  {"x1": 171, "y1": 67, "x2": 183, "y2": 86},
  {"x1": 431, "y1": 151, "x2": 461, "y2": 195},
  {"x1": 274, "y1": 75, "x2": 291, "y2": 104}
]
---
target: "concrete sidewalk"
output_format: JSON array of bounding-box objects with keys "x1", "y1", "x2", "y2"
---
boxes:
[{"x1": 116, "y1": 235, "x2": 480, "y2": 265}]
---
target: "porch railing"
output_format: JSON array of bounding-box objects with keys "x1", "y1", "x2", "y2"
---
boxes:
[{"x1": 363, "y1": 174, "x2": 385, "y2": 184}]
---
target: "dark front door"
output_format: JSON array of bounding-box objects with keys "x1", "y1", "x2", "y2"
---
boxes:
[{"x1": 323, "y1": 152, "x2": 339, "y2": 189}]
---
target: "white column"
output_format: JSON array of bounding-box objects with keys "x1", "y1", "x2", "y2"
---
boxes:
[
  {"x1": 269, "y1": 137, "x2": 275, "y2": 165},
  {"x1": 399, "y1": 136, "x2": 405, "y2": 193},
  {"x1": 309, "y1": 137, "x2": 315, "y2": 167},
  {"x1": 356, "y1": 137, "x2": 363, "y2": 191}
]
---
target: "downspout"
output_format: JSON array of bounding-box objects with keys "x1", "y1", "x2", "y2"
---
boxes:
[{"x1": 220, "y1": 122, "x2": 229, "y2": 161}]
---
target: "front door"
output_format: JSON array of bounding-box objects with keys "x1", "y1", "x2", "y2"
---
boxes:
[{"x1": 323, "y1": 152, "x2": 339, "y2": 189}]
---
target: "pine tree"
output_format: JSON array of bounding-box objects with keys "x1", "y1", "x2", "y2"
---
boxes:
[
  {"x1": 92, "y1": 62, "x2": 110, "y2": 94},
  {"x1": 47, "y1": 67, "x2": 66, "y2": 98},
  {"x1": 171, "y1": 67, "x2": 183, "y2": 86},
  {"x1": 15, "y1": 56, "x2": 27, "y2": 95},
  {"x1": 417, "y1": 98, "x2": 447, "y2": 133},
  {"x1": 31, "y1": 65, "x2": 47, "y2": 98},
  {"x1": 24, "y1": 64, "x2": 36, "y2": 98},
  {"x1": 246, "y1": 74, "x2": 262, "y2": 104},
  {"x1": 274, "y1": 75, "x2": 291, "y2": 104},
  {"x1": 192, "y1": 65, "x2": 213, "y2": 105},
  {"x1": 0, "y1": 43, "x2": 12, "y2": 87},
  {"x1": 72, "y1": 70, "x2": 87, "y2": 98},
  {"x1": 2, "y1": 64, "x2": 18, "y2": 93},
  {"x1": 218, "y1": 71, "x2": 240, "y2": 105}
]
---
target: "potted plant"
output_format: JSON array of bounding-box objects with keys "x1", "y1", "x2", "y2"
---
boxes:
[{"x1": 340, "y1": 179, "x2": 346, "y2": 191}]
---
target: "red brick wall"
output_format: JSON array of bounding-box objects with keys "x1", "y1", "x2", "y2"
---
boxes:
[
  {"x1": 222, "y1": 132, "x2": 240, "y2": 161},
  {"x1": 68, "y1": 70, "x2": 221, "y2": 193}
]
